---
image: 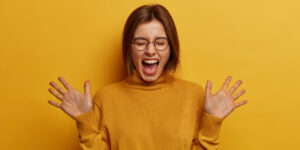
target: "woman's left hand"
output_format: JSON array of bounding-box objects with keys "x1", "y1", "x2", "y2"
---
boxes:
[{"x1": 204, "y1": 76, "x2": 247, "y2": 119}]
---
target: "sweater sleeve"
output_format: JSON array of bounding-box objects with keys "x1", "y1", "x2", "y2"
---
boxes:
[
  {"x1": 196, "y1": 111, "x2": 224, "y2": 150},
  {"x1": 74, "y1": 92, "x2": 110, "y2": 150},
  {"x1": 191, "y1": 84, "x2": 224, "y2": 150}
]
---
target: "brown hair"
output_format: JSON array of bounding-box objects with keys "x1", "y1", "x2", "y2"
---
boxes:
[{"x1": 122, "y1": 4, "x2": 180, "y2": 76}]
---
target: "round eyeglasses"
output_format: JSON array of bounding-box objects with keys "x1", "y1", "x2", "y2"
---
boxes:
[{"x1": 131, "y1": 38, "x2": 169, "y2": 51}]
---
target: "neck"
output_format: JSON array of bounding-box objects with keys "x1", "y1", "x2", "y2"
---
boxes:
[{"x1": 124, "y1": 69, "x2": 176, "y2": 90}]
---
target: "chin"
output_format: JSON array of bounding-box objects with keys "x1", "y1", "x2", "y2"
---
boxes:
[{"x1": 141, "y1": 74, "x2": 159, "y2": 82}]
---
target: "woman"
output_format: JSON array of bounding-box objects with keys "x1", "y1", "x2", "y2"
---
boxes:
[{"x1": 48, "y1": 4, "x2": 247, "y2": 150}]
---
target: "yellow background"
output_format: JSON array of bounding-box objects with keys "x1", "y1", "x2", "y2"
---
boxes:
[{"x1": 1, "y1": 0, "x2": 299, "y2": 149}]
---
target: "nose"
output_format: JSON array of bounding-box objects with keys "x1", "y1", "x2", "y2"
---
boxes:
[{"x1": 145, "y1": 42, "x2": 156, "y2": 56}]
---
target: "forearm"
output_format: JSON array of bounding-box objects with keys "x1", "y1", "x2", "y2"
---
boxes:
[
  {"x1": 195, "y1": 111, "x2": 224, "y2": 150},
  {"x1": 75, "y1": 103, "x2": 110, "y2": 150}
]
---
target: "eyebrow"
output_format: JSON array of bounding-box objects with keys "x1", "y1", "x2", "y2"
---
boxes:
[{"x1": 133, "y1": 36, "x2": 168, "y2": 41}]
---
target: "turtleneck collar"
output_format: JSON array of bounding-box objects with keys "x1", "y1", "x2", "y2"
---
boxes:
[{"x1": 124, "y1": 69, "x2": 176, "y2": 90}]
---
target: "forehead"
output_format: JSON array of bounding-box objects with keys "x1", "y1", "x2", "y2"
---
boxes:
[{"x1": 134, "y1": 19, "x2": 167, "y2": 39}]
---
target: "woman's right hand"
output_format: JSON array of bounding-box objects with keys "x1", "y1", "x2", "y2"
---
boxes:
[{"x1": 48, "y1": 76, "x2": 93, "y2": 119}]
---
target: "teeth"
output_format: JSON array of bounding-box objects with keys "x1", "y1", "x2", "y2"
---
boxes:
[{"x1": 143, "y1": 60, "x2": 159, "y2": 64}]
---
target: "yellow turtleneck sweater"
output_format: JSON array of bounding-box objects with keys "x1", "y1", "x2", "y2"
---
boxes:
[{"x1": 74, "y1": 70, "x2": 224, "y2": 150}]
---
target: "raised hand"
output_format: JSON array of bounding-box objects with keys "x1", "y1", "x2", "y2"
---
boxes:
[
  {"x1": 204, "y1": 76, "x2": 247, "y2": 119},
  {"x1": 48, "y1": 76, "x2": 93, "y2": 119}
]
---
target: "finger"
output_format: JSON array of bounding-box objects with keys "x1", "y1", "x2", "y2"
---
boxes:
[
  {"x1": 205, "y1": 80, "x2": 212, "y2": 97},
  {"x1": 84, "y1": 80, "x2": 91, "y2": 96},
  {"x1": 48, "y1": 100, "x2": 62, "y2": 109},
  {"x1": 49, "y1": 81, "x2": 66, "y2": 95},
  {"x1": 234, "y1": 100, "x2": 247, "y2": 108},
  {"x1": 48, "y1": 88, "x2": 64, "y2": 101},
  {"x1": 233, "y1": 89, "x2": 246, "y2": 100},
  {"x1": 229, "y1": 80, "x2": 242, "y2": 94},
  {"x1": 222, "y1": 76, "x2": 232, "y2": 90},
  {"x1": 58, "y1": 76, "x2": 73, "y2": 91}
]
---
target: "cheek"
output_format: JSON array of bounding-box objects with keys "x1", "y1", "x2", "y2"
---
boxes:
[
  {"x1": 161, "y1": 49, "x2": 171, "y2": 65},
  {"x1": 131, "y1": 49, "x2": 141, "y2": 66}
]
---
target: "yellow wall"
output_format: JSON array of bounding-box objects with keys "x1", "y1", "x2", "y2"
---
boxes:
[{"x1": 1, "y1": 0, "x2": 299, "y2": 149}]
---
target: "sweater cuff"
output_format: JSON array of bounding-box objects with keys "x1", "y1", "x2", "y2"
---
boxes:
[
  {"x1": 74, "y1": 109, "x2": 100, "y2": 138},
  {"x1": 199, "y1": 111, "x2": 224, "y2": 138}
]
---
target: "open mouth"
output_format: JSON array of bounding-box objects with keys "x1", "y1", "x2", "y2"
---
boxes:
[{"x1": 142, "y1": 59, "x2": 160, "y2": 75}]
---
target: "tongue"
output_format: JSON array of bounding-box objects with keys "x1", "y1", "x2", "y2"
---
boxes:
[{"x1": 143, "y1": 63, "x2": 158, "y2": 75}]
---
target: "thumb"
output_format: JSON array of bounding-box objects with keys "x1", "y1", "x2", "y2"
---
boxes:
[
  {"x1": 205, "y1": 80, "x2": 212, "y2": 98},
  {"x1": 84, "y1": 80, "x2": 91, "y2": 96}
]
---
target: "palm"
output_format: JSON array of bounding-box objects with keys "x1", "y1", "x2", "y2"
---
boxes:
[
  {"x1": 48, "y1": 76, "x2": 93, "y2": 119},
  {"x1": 204, "y1": 76, "x2": 247, "y2": 119}
]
